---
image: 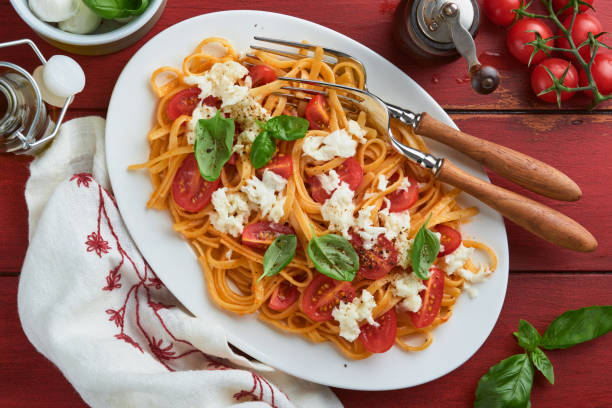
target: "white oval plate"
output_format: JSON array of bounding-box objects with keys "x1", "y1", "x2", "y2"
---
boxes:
[{"x1": 106, "y1": 10, "x2": 509, "y2": 391}]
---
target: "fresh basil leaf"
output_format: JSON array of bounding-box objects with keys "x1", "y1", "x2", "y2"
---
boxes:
[
  {"x1": 264, "y1": 115, "x2": 309, "y2": 141},
  {"x1": 530, "y1": 347, "x2": 554, "y2": 385},
  {"x1": 250, "y1": 131, "x2": 276, "y2": 169},
  {"x1": 194, "y1": 111, "x2": 234, "y2": 181},
  {"x1": 259, "y1": 234, "x2": 297, "y2": 282},
  {"x1": 307, "y1": 230, "x2": 359, "y2": 281},
  {"x1": 411, "y1": 215, "x2": 440, "y2": 279},
  {"x1": 474, "y1": 353, "x2": 534, "y2": 408},
  {"x1": 541, "y1": 306, "x2": 612, "y2": 350},
  {"x1": 513, "y1": 319, "x2": 542, "y2": 352},
  {"x1": 83, "y1": 0, "x2": 149, "y2": 19}
]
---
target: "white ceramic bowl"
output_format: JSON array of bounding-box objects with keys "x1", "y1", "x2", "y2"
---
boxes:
[{"x1": 10, "y1": 0, "x2": 167, "y2": 55}]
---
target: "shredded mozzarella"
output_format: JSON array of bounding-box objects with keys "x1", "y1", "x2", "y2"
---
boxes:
[
  {"x1": 377, "y1": 174, "x2": 388, "y2": 191},
  {"x1": 318, "y1": 170, "x2": 342, "y2": 195},
  {"x1": 392, "y1": 272, "x2": 426, "y2": 313},
  {"x1": 355, "y1": 206, "x2": 387, "y2": 250},
  {"x1": 319, "y1": 182, "x2": 356, "y2": 239},
  {"x1": 302, "y1": 129, "x2": 357, "y2": 161},
  {"x1": 347, "y1": 119, "x2": 367, "y2": 143},
  {"x1": 332, "y1": 290, "x2": 378, "y2": 342},
  {"x1": 241, "y1": 169, "x2": 287, "y2": 223},
  {"x1": 209, "y1": 188, "x2": 252, "y2": 237}
]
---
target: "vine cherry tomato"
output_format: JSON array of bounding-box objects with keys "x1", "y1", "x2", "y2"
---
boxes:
[
  {"x1": 579, "y1": 52, "x2": 612, "y2": 98},
  {"x1": 172, "y1": 154, "x2": 220, "y2": 212},
  {"x1": 268, "y1": 281, "x2": 299, "y2": 311},
  {"x1": 248, "y1": 65, "x2": 277, "y2": 87},
  {"x1": 553, "y1": 0, "x2": 594, "y2": 17},
  {"x1": 241, "y1": 222, "x2": 296, "y2": 249},
  {"x1": 302, "y1": 274, "x2": 356, "y2": 322},
  {"x1": 350, "y1": 232, "x2": 398, "y2": 280},
  {"x1": 531, "y1": 58, "x2": 579, "y2": 103},
  {"x1": 557, "y1": 13, "x2": 603, "y2": 62},
  {"x1": 385, "y1": 176, "x2": 419, "y2": 213},
  {"x1": 359, "y1": 309, "x2": 397, "y2": 354},
  {"x1": 434, "y1": 224, "x2": 462, "y2": 257},
  {"x1": 410, "y1": 267, "x2": 445, "y2": 329},
  {"x1": 483, "y1": 0, "x2": 522, "y2": 27},
  {"x1": 257, "y1": 154, "x2": 293, "y2": 179},
  {"x1": 310, "y1": 157, "x2": 363, "y2": 203},
  {"x1": 507, "y1": 18, "x2": 554, "y2": 65},
  {"x1": 305, "y1": 95, "x2": 330, "y2": 130}
]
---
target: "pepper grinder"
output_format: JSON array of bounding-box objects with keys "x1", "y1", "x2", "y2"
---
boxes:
[{"x1": 393, "y1": 0, "x2": 500, "y2": 94}]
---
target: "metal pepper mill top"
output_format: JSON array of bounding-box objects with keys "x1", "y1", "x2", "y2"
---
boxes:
[{"x1": 393, "y1": 0, "x2": 500, "y2": 94}]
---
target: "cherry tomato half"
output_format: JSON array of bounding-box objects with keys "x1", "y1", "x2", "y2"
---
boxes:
[
  {"x1": 302, "y1": 274, "x2": 356, "y2": 322},
  {"x1": 242, "y1": 222, "x2": 296, "y2": 249},
  {"x1": 268, "y1": 281, "x2": 299, "y2": 311},
  {"x1": 531, "y1": 58, "x2": 579, "y2": 103},
  {"x1": 579, "y1": 52, "x2": 612, "y2": 98},
  {"x1": 484, "y1": 0, "x2": 522, "y2": 27},
  {"x1": 386, "y1": 177, "x2": 418, "y2": 213},
  {"x1": 410, "y1": 267, "x2": 445, "y2": 329},
  {"x1": 507, "y1": 18, "x2": 554, "y2": 65},
  {"x1": 166, "y1": 87, "x2": 200, "y2": 121},
  {"x1": 557, "y1": 13, "x2": 603, "y2": 62},
  {"x1": 434, "y1": 224, "x2": 462, "y2": 257},
  {"x1": 359, "y1": 309, "x2": 397, "y2": 354},
  {"x1": 310, "y1": 157, "x2": 364, "y2": 203},
  {"x1": 351, "y1": 232, "x2": 398, "y2": 280},
  {"x1": 305, "y1": 95, "x2": 330, "y2": 130},
  {"x1": 553, "y1": 0, "x2": 594, "y2": 17},
  {"x1": 248, "y1": 65, "x2": 277, "y2": 87},
  {"x1": 256, "y1": 154, "x2": 293, "y2": 179},
  {"x1": 171, "y1": 154, "x2": 220, "y2": 212}
]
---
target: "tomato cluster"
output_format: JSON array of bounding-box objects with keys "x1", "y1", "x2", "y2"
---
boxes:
[{"x1": 484, "y1": 0, "x2": 612, "y2": 104}]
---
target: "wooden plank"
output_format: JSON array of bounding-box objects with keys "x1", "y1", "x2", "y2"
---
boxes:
[
  {"x1": 1, "y1": 273, "x2": 611, "y2": 407},
  {"x1": 1, "y1": 1, "x2": 611, "y2": 111}
]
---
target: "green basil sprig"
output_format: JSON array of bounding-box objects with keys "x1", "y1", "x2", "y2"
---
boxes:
[
  {"x1": 83, "y1": 0, "x2": 149, "y2": 19},
  {"x1": 307, "y1": 226, "x2": 359, "y2": 281},
  {"x1": 259, "y1": 234, "x2": 297, "y2": 282},
  {"x1": 250, "y1": 115, "x2": 308, "y2": 169},
  {"x1": 474, "y1": 306, "x2": 612, "y2": 407},
  {"x1": 411, "y1": 214, "x2": 440, "y2": 279},
  {"x1": 194, "y1": 111, "x2": 234, "y2": 181}
]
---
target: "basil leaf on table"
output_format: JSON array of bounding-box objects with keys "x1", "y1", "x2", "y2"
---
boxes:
[
  {"x1": 83, "y1": 0, "x2": 149, "y2": 19},
  {"x1": 250, "y1": 131, "x2": 276, "y2": 169},
  {"x1": 264, "y1": 115, "x2": 309, "y2": 141},
  {"x1": 194, "y1": 111, "x2": 234, "y2": 181},
  {"x1": 411, "y1": 215, "x2": 440, "y2": 279},
  {"x1": 541, "y1": 306, "x2": 612, "y2": 350},
  {"x1": 513, "y1": 319, "x2": 542, "y2": 352},
  {"x1": 259, "y1": 234, "x2": 297, "y2": 282},
  {"x1": 530, "y1": 347, "x2": 555, "y2": 385},
  {"x1": 474, "y1": 353, "x2": 534, "y2": 408},
  {"x1": 307, "y1": 229, "x2": 359, "y2": 281}
]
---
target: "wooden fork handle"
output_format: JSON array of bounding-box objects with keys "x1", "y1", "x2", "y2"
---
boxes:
[
  {"x1": 415, "y1": 113, "x2": 582, "y2": 202},
  {"x1": 437, "y1": 160, "x2": 597, "y2": 252}
]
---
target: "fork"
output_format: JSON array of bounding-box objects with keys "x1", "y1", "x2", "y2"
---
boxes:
[
  {"x1": 275, "y1": 77, "x2": 597, "y2": 253},
  {"x1": 249, "y1": 37, "x2": 582, "y2": 202}
]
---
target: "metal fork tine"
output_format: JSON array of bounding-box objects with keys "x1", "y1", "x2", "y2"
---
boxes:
[
  {"x1": 253, "y1": 36, "x2": 352, "y2": 60},
  {"x1": 277, "y1": 77, "x2": 366, "y2": 101},
  {"x1": 272, "y1": 92, "x2": 358, "y2": 113},
  {"x1": 280, "y1": 86, "x2": 363, "y2": 104},
  {"x1": 250, "y1": 45, "x2": 304, "y2": 61}
]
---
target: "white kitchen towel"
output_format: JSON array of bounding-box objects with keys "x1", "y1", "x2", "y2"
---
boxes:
[{"x1": 18, "y1": 116, "x2": 342, "y2": 408}]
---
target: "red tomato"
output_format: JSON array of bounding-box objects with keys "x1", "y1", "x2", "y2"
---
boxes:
[
  {"x1": 302, "y1": 274, "x2": 356, "y2": 322},
  {"x1": 305, "y1": 95, "x2": 330, "y2": 130},
  {"x1": 268, "y1": 281, "x2": 299, "y2": 311},
  {"x1": 557, "y1": 13, "x2": 603, "y2": 61},
  {"x1": 257, "y1": 154, "x2": 293, "y2": 179},
  {"x1": 166, "y1": 87, "x2": 200, "y2": 121},
  {"x1": 553, "y1": 0, "x2": 594, "y2": 16},
  {"x1": 579, "y1": 52, "x2": 612, "y2": 98},
  {"x1": 310, "y1": 158, "x2": 364, "y2": 203},
  {"x1": 241, "y1": 222, "x2": 296, "y2": 249},
  {"x1": 410, "y1": 267, "x2": 445, "y2": 329},
  {"x1": 358, "y1": 309, "x2": 397, "y2": 354},
  {"x1": 434, "y1": 225, "x2": 462, "y2": 257},
  {"x1": 507, "y1": 18, "x2": 554, "y2": 65},
  {"x1": 531, "y1": 58, "x2": 579, "y2": 103},
  {"x1": 386, "y1": 177, "x2": 419, "y2": 213},
  {"x1": 248, "y1": 65, "x2": 277, "y2": 87},
  {"x1": 483, "y1": 0, "x2": 522, "y2": 27},
  {"x1": 171, "y1": 154, "x2": 220, "y2": 212},
  {"x1": 351, "y1": 232, "x2": 398, "y2": 280}
]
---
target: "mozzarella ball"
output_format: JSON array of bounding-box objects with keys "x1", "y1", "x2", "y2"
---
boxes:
[
  {"x1": 58, "y1": 0, "x2": 101, "y2": 34},
  {"x1": 29, "y1": 0, "x2": 77, "y2": 23}
]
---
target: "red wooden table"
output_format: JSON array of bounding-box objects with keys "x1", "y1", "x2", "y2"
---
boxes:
[{"x1": 2, "y1": 1, "x2": 611, "y2": 407}]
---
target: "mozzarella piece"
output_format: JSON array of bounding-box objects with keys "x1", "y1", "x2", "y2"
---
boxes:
[
  {"x1": 319, "y1": 182, "x2": 355, "y2": 239},
  {"x1": 444, "y1": 243, "x2": 474, "y2": 275},
  {"x1": 355, "y1": 206, "x2": 386, "y2": 250},
  {"x1": 184, "y1": 61, "x2": 249, "y2": 107},
  {"x1": 240, "y1": 170, "x2": 287, "y2": 223},
  {"x1": 332, "y1": 290, "x2": 378, "y2": 342},
  {"x1": 433, "y1": 231, "x2": 445, "y2": 253},
  {"x1": 209, "y1": 188, "x2": 252, "y2": 237},
  {"x1": 29, "y1": 0, "x2": 77, "y2": 22},
  {"x1": 58, "y1": 0, "x2": 101, "y2": 34},
  {"x1": 186, "y1": 104, "x2": 217, "y2": 144},
  {"x1": 43, "y1": 55, "x2": 85, "y2": 98},
  {"x1": 377, "y1": 174, "x2": 388, "y2": 191},
  {"x1": 395, "y1": 235, "x2": 414, "y2": 269},
  {"x1": 347, "y1": 119, "x2": 367, "y2": 143},
  {"x1": 318, "y1": 170, "x2": 341, "y2": 195},
  {"x1": 392, "y1": 272, "x2": 426, "y2": 313},
  {"x1": 398, "y1": 177, "x2": 412, "y2": 191},
  {"x1": 302, "y1": 129, "x2": 357, "y2": 161}
]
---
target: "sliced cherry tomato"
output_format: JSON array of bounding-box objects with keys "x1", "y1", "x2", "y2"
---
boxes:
[
  {"x1": 172, "y1": 154, "x2": 220, "y2": 212},
  {"x1": 302, "y1": 274, "x2": 356, "y2": 322},
  {"x1": 507, "y1": 18, "x2": 554, "y2": 65},
  {"x1": 166, "y1": 87, "x2": 201, "y2": 121},
  {"x1": 358, "y1": 309, "x2": 397, "y2": 354},
  {"x1": 557, "y1": 13, "x2": 603, "y2": 61},
  {"x1": 268, "y1": 281, "x2": 299, "y2": 311},
  {"x1": 531, "y1": 58, "x2": 579, "y2": 103},
  {"x1": 386, "y1": 177, "x2": 418, "y2": 213},
  {"x1": 579, "y1": 52, "x2": 612, "y2": 99},
  {"x1": 242, "y1": 222, "x2": 296, "y2": 249},
  {"x1": 305, "y1": 95, "x2": 330, "y2": 130},
  {"x1": 351, "y1": 232, "x2": 398, "y2": 280},
  {"x1": 434, "y1": 225, "x2": 462, "y2": 257},
  {"x1": 483, "y1": 0, "x2": 522, "y2": 27},
  {"x1": 553, "y1": 0, "x2": 594, "y2": 17},
  {"x1": 248, "y1": 65, "x2": 277, "y2": 87},
  {"x1": 310, "y1": 157, "x2": 364, "y2": 203},
  {"x1": 410, "y1": 267, "x2": 445, "y2": 329},
  {"x1": 257, "y1": 154, "x2": 293, "y2": 179}
]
